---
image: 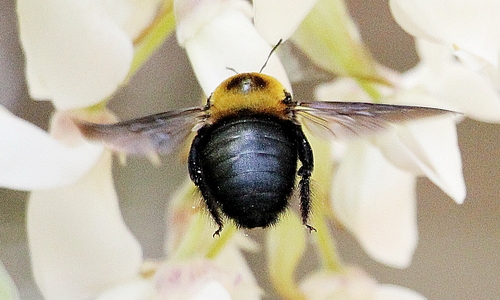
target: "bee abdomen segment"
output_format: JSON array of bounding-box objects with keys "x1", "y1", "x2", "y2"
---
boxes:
[{"x1": 198, "y1": 115, "x2": 298, "y2": 228}]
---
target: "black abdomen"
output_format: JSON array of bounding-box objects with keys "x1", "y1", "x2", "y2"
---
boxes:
[{"x1": 198, "y1": 115, "x2": 298, "y2": 228}]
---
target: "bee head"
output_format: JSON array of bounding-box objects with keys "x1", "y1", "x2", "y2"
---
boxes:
[
  {"x1": 209, "y1": 72, "x2": 290, "y2": 120},
  {"x1": 225, "y1": 73, "x2": 268, "y2": 94}
]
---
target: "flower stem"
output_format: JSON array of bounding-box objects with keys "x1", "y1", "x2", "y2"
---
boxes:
[
  {"x1": 171, "y1": 212, "x2": 207, "y2": 260},
  {"x1": 292, "y1": 0, "x2": 383, "y2": 82},
  {"x1": 313, "y1": 212, "x2": 343, "y2": 272},
  {"x1": 128, "y1": 1, "x2": 176, "y2": 79},
  {"x1": 205, "y1": 224, "x2": 237, "y2": 259},
  {"x1": 356, "y1": 78, "x2": 383, "y2": 102},
  {"x1": 304, "y1": 127, "x2": 344, "y2": 273}
]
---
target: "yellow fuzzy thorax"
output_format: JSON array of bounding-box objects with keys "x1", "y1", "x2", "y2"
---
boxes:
[{"x1": 208, "y1": 73, "x2": 289, "y2": 121}]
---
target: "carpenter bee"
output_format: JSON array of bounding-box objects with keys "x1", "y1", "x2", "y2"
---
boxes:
[{"x1": 75, "y1": 49, "x2": 453, "y2": 236}]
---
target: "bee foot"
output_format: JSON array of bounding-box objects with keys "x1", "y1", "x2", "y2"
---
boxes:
[
  {"x1": 305, "y1": 224, "x2": 317, "y2": 233},
  {"x1": 212, "y1": 226, "x2": 223, "y2": 238}
]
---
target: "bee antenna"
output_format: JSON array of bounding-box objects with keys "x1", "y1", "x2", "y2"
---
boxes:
[
  {"x1": 259, "y1": 39, "x2": 283, "y2": 73},
  {"x1": 226, "y1": 67, "x2": 238, "y2": 74}
]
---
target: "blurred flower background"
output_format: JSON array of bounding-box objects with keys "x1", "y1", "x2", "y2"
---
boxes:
[{"x1": 1, "y1": 0, "x2": 500, "y2": 299}]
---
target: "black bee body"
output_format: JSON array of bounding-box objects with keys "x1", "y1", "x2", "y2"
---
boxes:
[
  {"x1": 75, "y1": 69, "x2": 451, "y2": 236},
  {"x1": 188, "y1": 113, "x2": 313, "y2": 234}
]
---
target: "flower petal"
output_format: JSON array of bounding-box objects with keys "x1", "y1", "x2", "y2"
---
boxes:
[
  {"x1": 408, "y1": 40, "x2": 500, "y2": 123},
  {"x1": 300, "y1": 268, "x2": 376, "y2": 299},
  {"x1": 332, "y1": 141, "x2": 418, "y2": 268},
  {"x1": 379, "y1": 117, "x2": 466, "y2": 204},
  {"x1": 27, "y1": 151, "x2": 143, "y2": 300},
  {"x1": 0, "y1": 107, "x2": 103, "y2": 190},
  {"x1": 155, "y1": 258, "x2": 261, "y2": 300},
  {"x1": 17, "y1": 0, "x2": 134, "y2": 110},
  {"x1": 253, "y1": 0, "x2": 317, "y2": 44},
  {"x1": 390, "y1": 0, "x2": 500, "y2": 67},
  {"x1": 428, "y1": 64, "x2": 500, "y2": 123},
  {"x1": 388, "y1": 0, "x2": 443, "y2": 45},
  {"x1": 300, "y1": 268, "x2": 425, "y2": 300},
  {"x1": 96, "y1": 278, "x2": 154, "y2": 300},
  {"x1": 101, "y1": 0, "x2": 163, "y2": 38},
  {"x1": 212, "y1": 237, "x2": 262, "y2": 300},
  {"x1": 375, "y1": 284, "x2": 426, "y2": 300},
  {"x1": 192, "y1": 281, "x2": 232, "y2": 300},
  {"x1": 176, "y1": 0, "x2": 291, "y2": 95}
]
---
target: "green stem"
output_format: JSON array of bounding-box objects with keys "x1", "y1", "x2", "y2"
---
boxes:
[
  {"x1": 205, "y1": 224, "x2": 237, "y2": 259},
  {"x1": 128, "y1": 1, "x2": 176, "y2": 79},
  {"x1": 356, "y1": 79, "x2": 383, "y2": 102},
  {"x1": 171, "y1": 212, "x2": 207, "y2": 260},
  {"x1": 303, "y1": 126, "x2": 344, "y2": 273},
  {"x1": 314, "y1": 212, "x2": 343, "y2": 272}
]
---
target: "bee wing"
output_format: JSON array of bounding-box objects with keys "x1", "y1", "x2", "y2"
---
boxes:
[
  {"x1": 295, "y1": 101, "x2": 458, "y2": 139},
  {"x1": 74, "y1": 107, "x2": 206, "y2": 156}
]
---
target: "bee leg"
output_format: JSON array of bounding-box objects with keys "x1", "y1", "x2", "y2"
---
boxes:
[
  {"x1": 188, "y1": 130, "x2": 224, "y2": 237},
  {"x1": 294, "y1": 126, "x2": 316, "y2": 232}
]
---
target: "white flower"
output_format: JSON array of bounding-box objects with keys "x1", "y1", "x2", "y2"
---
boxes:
[
  {"x1": 390, "y1": 0, "x2": 500, "y2": 90},
  {"x1": 330, "y1": 138, "x2": 419, "y2": 268},
  {"x1": 154, "y1": 256, "x2": 261, "y2": 300},
  {"x1": 0, "y1": 107, "x2": 102, "y2": 190},
  {"x1": 253, "y1": 0, "x2": 318, "y2": 44},
  {"x1": 403, "y1": 39, "x2": 500, "y2": 123},
  {"x1": 95, "y1": 277, "x2": 156, "y2": 300},
  {"x1": 3, "y1": 0, "x2": 168, "y2": 190},
  {"x1": 17, "y1": 0, "x2": 163, "y2": 110},
  {"x1": 175, "y1": 0, "x2": 315, "y2": 95},
  {"x1": 94, "y1": 247, "x2": 262, "y2": 300},
  {"x1": 28, "y1": 147, "x2": 143, "y2": 300},
  {"x1": 316, "y1": 47, "x2": 476, "y2": 267},
  {"x1": 7, "y1": 1, "x2": 165, "y2": 298},
  {"x1": 159, "y1": 180, "x2": 262, "y2": 300},
  {"x1": 318, "y1": 30, "x2": 500, "y2": 267},
  {"x1": 300, "y1": 268, "x2": 426, "y2": 300},
  {"x1": 0, "y1": 106, "x2": 144, "y2": 300}
]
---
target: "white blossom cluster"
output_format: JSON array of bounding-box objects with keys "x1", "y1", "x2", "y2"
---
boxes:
[{"x1": 1, "y1": 0, "x2": 499, "y2": 299}]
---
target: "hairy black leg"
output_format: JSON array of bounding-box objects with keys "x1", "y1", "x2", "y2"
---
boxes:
[
  {"x1": 188, "y1": 129, "x2": 224, "y2": 236},
  {"x1": 293, "y1": 126, "x2": 316, "y2": 232}
]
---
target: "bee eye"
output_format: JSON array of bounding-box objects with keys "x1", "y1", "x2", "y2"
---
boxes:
[{"x1": 283, "y1": 92, "x2": 292, "y2": 104}]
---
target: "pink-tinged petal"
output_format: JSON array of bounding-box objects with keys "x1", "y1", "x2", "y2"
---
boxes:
[
  {"x1": 17, "y1": 0, "x2": 134, "y2": 110},
  {"x1": 191, "y1": 281, "x2": 231, "y2": 300},
  {"x1": 300, "y1": 268, "x2": 425, "y2": 299},
  {"x1": 375, "y1": 284, "x2": 426, "y2": 300},
  {"x1": 253, "y1": 0, "x2": 317, "y2": 44},
  {"x1": 212, "y1": 237, "x2": 262, "y2": 300},
  {"x1": 175, "y1": 0, "x2": 291, "y2": 95},
  {"x1": 379, "y1": 117, "x2": 466, "y2": 204},
  {"x1": 155, "y1": 258, "x2": 261, "y2": 300},
  {"x1": 27, "y1": 151, "x2": 143, "y2": 300},
  {"x1": 390, "y1": 0, "x2": 500, "y2": 67},
  {"x1": 332, "y1": 141, "x2": 418, "y2": 268},
  {"x1": 300, "y1": 269, "x2": 376, "y2": 299},
  {"x1": 96, "y1": 278, "x2": 155, "y2": 300},
  {"x1": 0, "y1": 107, "x2": 102, "y2": 190}
]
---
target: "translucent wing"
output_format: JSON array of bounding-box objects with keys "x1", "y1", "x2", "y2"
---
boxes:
[
  {"x1": 295, "y1": 101, "x2": 458, "y2": 139},
  {"x1": 74, "y1": 107, "x2": 206, "y2": 156}
]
